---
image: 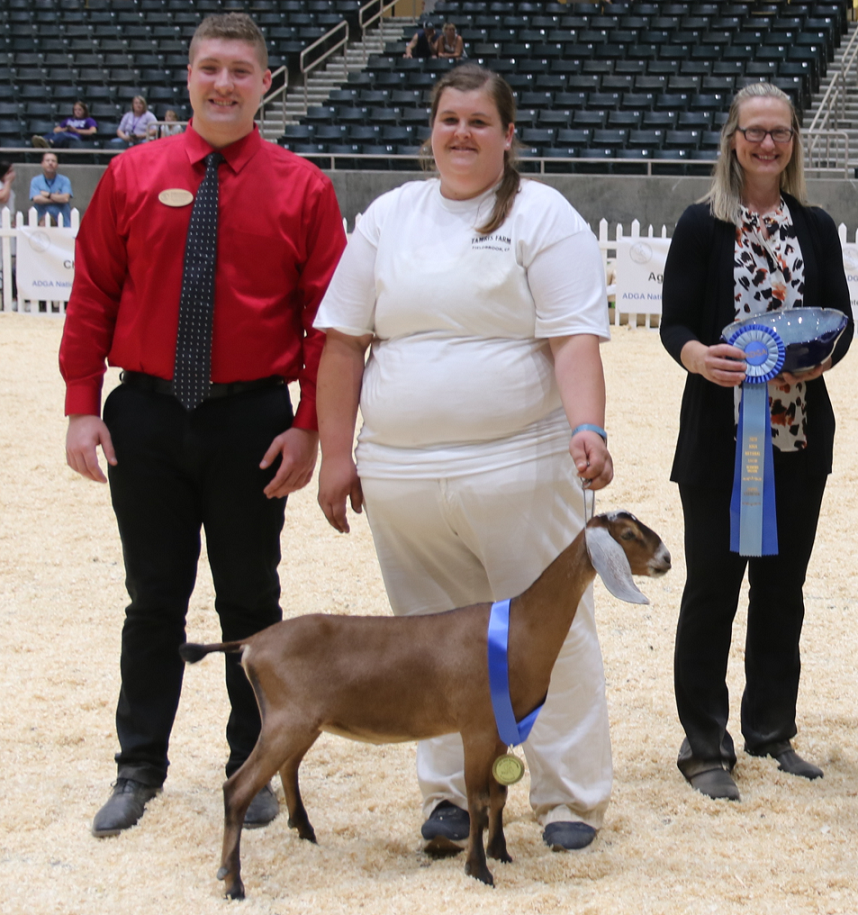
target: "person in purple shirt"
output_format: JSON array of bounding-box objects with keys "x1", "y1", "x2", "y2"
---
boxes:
[{"x1": 32, "y1": 100, "x2": 97, "y2": 149}]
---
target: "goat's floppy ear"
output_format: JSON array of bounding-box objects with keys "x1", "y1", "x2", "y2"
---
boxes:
[{"x1": 585, "y1": 527, "x2": 649, "y2": 604}]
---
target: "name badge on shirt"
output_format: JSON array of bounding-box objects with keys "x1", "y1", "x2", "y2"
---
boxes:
[{"x1": 158, "y1": 189, "x2": 194, "y2": 207}]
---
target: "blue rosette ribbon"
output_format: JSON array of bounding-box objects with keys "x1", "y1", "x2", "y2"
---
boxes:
[
  {"x1": 487, "y1": 599, "x2": 544, "y2": 746},
  {"x1": 727, "y1": 324, "x2": 785, "y2": 557}
]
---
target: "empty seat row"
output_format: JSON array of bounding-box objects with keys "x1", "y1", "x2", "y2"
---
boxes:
[
  {"x1": 282, "y1": 120, "x2": 723, "y2": 151},
  {"x1": 276, "y1": 138, "x2": 720, "y2": 177},
  {"x1": 303, "y1": 102, "x2": 729, "y2": 133},
  {"x1": 351, "y1": 64, "x2": 810, "y2": 115}
]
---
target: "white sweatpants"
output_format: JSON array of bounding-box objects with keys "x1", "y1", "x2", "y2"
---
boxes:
[{"x1": 360, "y1": 451, "x2": 612, "y2": 828}]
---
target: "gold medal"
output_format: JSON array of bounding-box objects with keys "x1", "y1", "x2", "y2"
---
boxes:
[
  {"x1": 158, "y1": 188, "x2": 194, "y2": 207},
  {"x1": 492, "y1": 752, "x2": 525, "y2": 786}
]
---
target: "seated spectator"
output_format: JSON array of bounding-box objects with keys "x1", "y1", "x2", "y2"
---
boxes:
[
  {"x1": 404, "y1": 21, "x2": 437, "y2": 59},
  {"x1": 0, "y1": 160, "x2": 15, "y2": 295},
  {"x1": 32, "y1": 101, "x2": 98, "y2": 149},
  {"x1": 29, "y1": 152, "x2": 72, "y2": 227},
  {"x1": 110, "y1": 96, "x2": 158, "y2": 149},
  {"x1": 150, "y1": 108, "x2": 185, "y2": 140},
  {"x1": 435, "y1": 22, "x2": 465, "y2": 59},
  {"x1": 0, "y1": 161, "x2": 15, "y2": 213}
]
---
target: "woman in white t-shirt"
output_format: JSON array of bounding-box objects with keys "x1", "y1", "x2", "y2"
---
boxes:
[{"x1": 315, "y1": 64, "x2": 613, "y2": 856}]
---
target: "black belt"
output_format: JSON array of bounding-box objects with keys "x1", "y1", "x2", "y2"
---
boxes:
[{"x1": 120, "y1": 371, "x2": 284, "y2": 400}]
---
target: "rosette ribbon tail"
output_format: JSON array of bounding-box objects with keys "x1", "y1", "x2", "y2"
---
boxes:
[
  {"x1": 487, "y1": 599, "x2": 544, "y2": 747},
  {"x1": 727, "y1": 325, "x2": 785, "y2": 557}
]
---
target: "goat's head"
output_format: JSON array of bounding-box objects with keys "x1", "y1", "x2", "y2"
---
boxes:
[{"x1": 585, "y1": 511, "x2": 671, "y2": 604}]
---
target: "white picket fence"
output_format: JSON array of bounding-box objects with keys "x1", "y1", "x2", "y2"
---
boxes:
[
  {"x1": 597, "y1": 218, "x2": 669, "y2": 329},
  {"x1": 0, "y1": 206, "x2": 80, "y2": 315}
]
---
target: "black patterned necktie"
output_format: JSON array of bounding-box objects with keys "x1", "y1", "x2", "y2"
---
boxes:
[{"x1": 172, "y1": 150, "x2": 223, "y2": 410}]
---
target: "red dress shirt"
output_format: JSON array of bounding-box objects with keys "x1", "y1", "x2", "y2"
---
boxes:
[{"x1": 59, "y1": 124, "x2": 346, "y2": 430}]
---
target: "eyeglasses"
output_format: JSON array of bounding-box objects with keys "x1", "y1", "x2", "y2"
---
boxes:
[{"x1": 735, "y1": 126, "x2": 795, "y2": 144}]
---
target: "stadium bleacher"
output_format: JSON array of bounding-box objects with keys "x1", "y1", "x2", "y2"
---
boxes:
[
  {"x1": 0, "y1": 0, "x2": 359, "y2": 151},
  {"x1": 0, "y1": 0, "x2": 850, "y2": 175},
  {"x1": 276, "y1": 0, "x2": 848, "y2": 173}
]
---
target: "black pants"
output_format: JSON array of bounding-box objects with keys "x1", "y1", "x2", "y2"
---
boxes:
[
  {"x1": 675, "y1": 450, "x2": 826, "y2": 777},
  {"x1": 103, "y1": 382, "x2": 293, "y2": 787}
]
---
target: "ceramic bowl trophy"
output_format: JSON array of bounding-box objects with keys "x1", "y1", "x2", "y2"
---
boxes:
[{"x1": 721, "y1": 307, "x2": 849, "y2": 557}]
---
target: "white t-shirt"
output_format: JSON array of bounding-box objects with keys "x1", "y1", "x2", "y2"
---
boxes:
[{"x1": 315, "y1": 178, "x2": 609, "y2": 479}]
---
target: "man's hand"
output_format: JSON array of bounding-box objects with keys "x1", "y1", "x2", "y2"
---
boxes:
[
  {"x1": 317, "y1": 455, "x2": 364, "y2": 533},
  {"x1": 66, "y1": 414, "x2": 116, "y2": 483},
  {"x1": 260, "y1": 427, "x2": 319, "y2": 498}
]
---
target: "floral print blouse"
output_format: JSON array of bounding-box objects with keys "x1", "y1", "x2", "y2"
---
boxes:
[{"x1": 733, "y1": 199, "x2": 807, "y2": 452}]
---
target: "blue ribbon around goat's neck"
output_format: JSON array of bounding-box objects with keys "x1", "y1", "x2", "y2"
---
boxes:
[
  {"x1": 488, "y1": 599, "x2": 544, "y2": 747},
  {"x1": 727, "y1": 324, "x2": 785, "y2": 557}
]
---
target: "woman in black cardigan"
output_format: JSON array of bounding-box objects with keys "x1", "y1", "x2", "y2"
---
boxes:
[{"x1": 660, "y1": 82, "x2": 852, "y2": 801}]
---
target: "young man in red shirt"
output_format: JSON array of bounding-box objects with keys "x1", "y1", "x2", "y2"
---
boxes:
[{"x1": 61, "y1": 12, "x2": 346, "y2": 837}]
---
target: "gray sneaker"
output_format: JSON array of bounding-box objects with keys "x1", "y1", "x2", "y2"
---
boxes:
[{"x1": 543, "y1": 821, "x2": 597, "y2": 851}]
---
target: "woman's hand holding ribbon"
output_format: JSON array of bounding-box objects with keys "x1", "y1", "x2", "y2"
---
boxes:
[{"x1": 681, "y1": 340, "x2": 747, "y2": 387}]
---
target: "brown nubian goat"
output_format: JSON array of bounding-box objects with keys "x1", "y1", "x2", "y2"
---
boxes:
[{"x1": 181, "y1": 510, "x2": 671, "y2": 898}]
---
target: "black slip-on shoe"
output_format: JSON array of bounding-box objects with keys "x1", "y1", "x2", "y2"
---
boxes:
[
  {"x1": 91, "y1": 778, "x2": 161, "y2": 837},
  {"x1": 686, "y1": 767, "x2": 741, "y2": 801},
  {"x1": 746, "y1": 742, "x2": 823, "y2": 780}
]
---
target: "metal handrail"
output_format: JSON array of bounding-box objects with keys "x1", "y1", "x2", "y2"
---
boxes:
[
  {"x1": 358, "y1": 0, "x2": 399, "y2": 35},
  {"x1": 258, "y1": 65, "x2": 289, "y2": 139},
  {"x1": 808, "y1": 21, "x2": 858, "y2": 134},
  {"x1": 804, "y1": 21, "x2": 858, "y2": 172},
  {"x1": 290, "y1": 152, "x2": 710, "y2": 174},
  {"x1": 803, "y1": 129, "x2": 851, "y2": 176},
  {"x1": 300, "y1": 20, "x2": 349, "y2": 106},
  {"x1": 283, "y1": 148, "x2": 855, "y2": 176},
  {"x1": 0, "y1": 145, "x2": 123, "y2": 157},
  {"x1": 358, "y1": 0, "x2": 417, "y2": 50}
]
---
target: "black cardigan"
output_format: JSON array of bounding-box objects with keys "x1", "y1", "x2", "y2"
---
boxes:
[{"x1": 660, "y1": 193, "x2": 853, "y2": 487}]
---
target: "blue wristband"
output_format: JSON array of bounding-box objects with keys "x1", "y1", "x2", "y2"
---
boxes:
[{"x1": 571, "y1": 423, "x2": 608, "y2": 445}]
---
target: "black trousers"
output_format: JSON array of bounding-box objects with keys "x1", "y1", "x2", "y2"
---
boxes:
[
  {"x1": 103, "y1": 382, "x2": 293, "y2": 787},
  {"x1": 675, "y1": 449, "x2": 826, "y2": 777}
]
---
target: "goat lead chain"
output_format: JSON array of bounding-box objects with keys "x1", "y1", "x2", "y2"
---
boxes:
[
  {"x1": 582, "y1": 477, "x2": 596, "y2": 567},
  {"x1": 582, "y1": 477, "x2": 595, "y2": 526}
]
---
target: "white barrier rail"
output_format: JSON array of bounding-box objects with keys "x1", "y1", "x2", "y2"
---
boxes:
[{"x1": 1, "y1": 206, "x2": 80, "y2": 315}]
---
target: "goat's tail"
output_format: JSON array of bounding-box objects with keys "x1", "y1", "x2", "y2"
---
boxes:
[{"x1": 179, "y1": 640, "x2": 244, "y2": 664}]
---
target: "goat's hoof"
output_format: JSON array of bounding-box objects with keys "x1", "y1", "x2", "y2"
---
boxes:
[
  {"x1": 223, "y1": 878, "x2": 245, "y2": 900},
  {"x1": 489, "y1": 849, "x2": 512, "y2": 864},
  {"x1": 287, "y1": 818, "x2": 318, "y2": 843},
  {"x1": 465, "y1": 863, "x2": 494, "y2": 887}
]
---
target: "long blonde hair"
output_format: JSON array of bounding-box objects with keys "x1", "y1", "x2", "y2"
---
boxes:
[
  {"x1": 421, "y1": 64, "x2": 520, "y2": 235},
  {"x1": 705, "y1": 82, "x2": 807, "y2": 225}
]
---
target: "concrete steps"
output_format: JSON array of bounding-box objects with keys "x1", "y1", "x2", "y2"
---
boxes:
[
  {"x1": 259, "y1": 17, "x2": 416, "y2": 139},
  {"x1": 805, "y1": 20, "x2": 858, "y2": 172}
]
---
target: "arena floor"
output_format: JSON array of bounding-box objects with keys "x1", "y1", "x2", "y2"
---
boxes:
[{"x1": 2, "y1": 313, "x2": 857, "y2": 914}]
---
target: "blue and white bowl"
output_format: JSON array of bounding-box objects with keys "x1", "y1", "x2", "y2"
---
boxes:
[{"x1": 722, "y1": 307, "x2": 849, "y2": 374}]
